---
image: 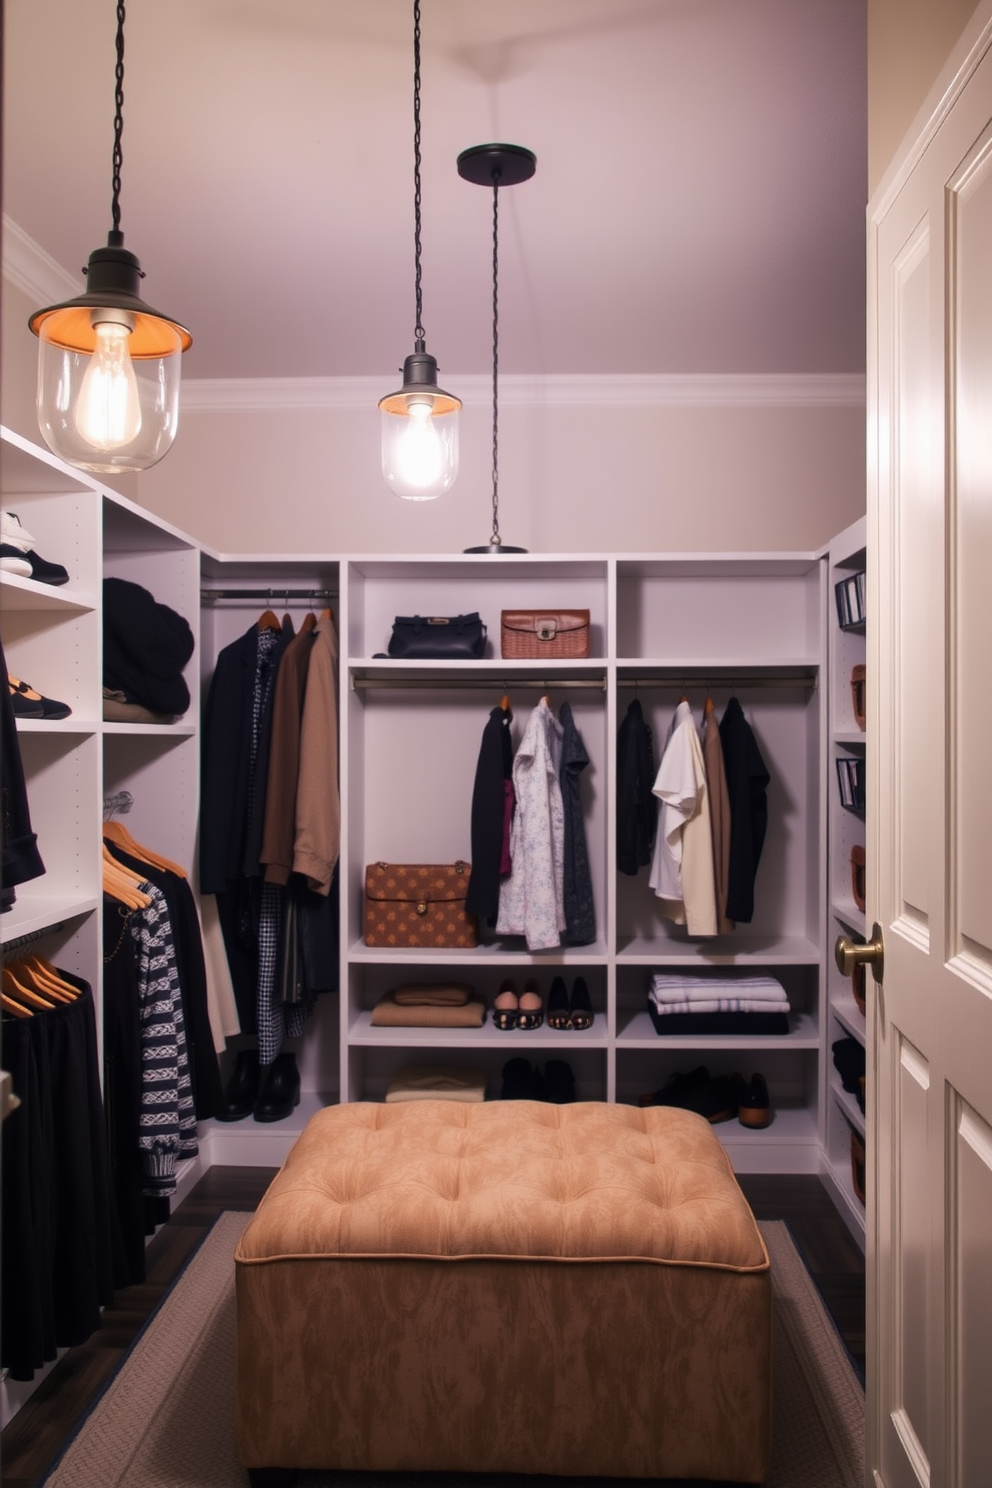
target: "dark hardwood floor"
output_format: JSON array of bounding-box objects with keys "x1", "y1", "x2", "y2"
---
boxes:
[{"x1": 0, "y1": 1168, "x2": 865, "y2": 1488}]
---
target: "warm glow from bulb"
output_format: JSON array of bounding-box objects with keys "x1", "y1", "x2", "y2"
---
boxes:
[
  {"x1": 395, "y1": 400, "x2": 445, "y2": 492},
  {"x1": 74, "y1": 320, "x2": 142, "y2": 449}
]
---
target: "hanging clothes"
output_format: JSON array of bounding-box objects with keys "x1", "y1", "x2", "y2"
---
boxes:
[
  {"x1": 292, "y1": 612, "x2": 341, "y2": 896},
  {"x1": 648, "y1": 700, "x2": 718, "y2": 936},
  {"x1": 719, "y1": 696, "x2": 771, "y2": 923},
  {"x1": 466, "y1": 702, "x2": 515, "y2": 924},
  {"x1": 558, "y1": 701, "x2": 596, "y2": 945},
  {"x1": 496, "y1": 698, "x2": 566, "y2": 951},
  {"x1": 1, "y1": 976, "x2": 115, "y2": 1380},
  {"x1": 701, "y1": 699, "x2": 734, "y2": 933},
  {"x1": 616, "y1": 695, "x2": 656, "y2": 876},
  {"x1": 259, "y1": 612, "x2": 317, "y2": 885}
]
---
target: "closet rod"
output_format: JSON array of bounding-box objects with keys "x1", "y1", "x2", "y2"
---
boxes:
[
  {"x1": 200, "y1": 588, "x2": 336, "y2": 603},
  {"x1": 351, "y1": 677, "x2": 607, "y2": 693},
  {"x1": 2, "y1": 923, "x2": 67, "y2": 957},
  {"x1": 621, "y1": 674, "x2": 818, "y2": 691}
]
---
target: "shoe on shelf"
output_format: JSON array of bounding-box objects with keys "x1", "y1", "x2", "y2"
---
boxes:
[
  {"x1": 569, "y1": 976, "x2": 594, "y2": 1030},
  {"x1": 546, "y1": 975, "x2": 571, "y2": 1030},
  {"x1": 738, "y1": 1072, "x2": 772, "y2": 1128},
  {"x1": 501, "y1": 1057, "x2": 538, "y2": 1100},
  {"x1": 253, "y1": 1051, "x2": 301, "y2": 1123},
  {"x1": 0, "y1": 544, "x2": 32, "y2": 576},
  {"x1": 492, "y1": 979, "x2": 519, "y2": 1030},
  {"x1": 216, "y1": 1048, "x2": 262, "y2": 1122},
  {"x1": 1, "y1": 511, "x2": 36, "y2": 551},
  {"x1": 639, "y1": 1064, "x2": 709, "y2": 1109},
  {"x1": 0, "y1": 511, "x2": 68, "y2": 585},
  {"x1": 542, "y1": 1059, "x2": 576, "y2": 1104},
  {"x1": 516, "y1": 977, "x2": 544, "y2": 1031},
  {"x1": 8, "y1": 674, "x2": 72, "y2": 720}
]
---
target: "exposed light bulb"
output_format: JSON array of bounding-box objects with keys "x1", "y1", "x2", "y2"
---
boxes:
[
  {"x1": 396, "y1": 400, "x2": 444, "y2": 494},
  {"x1": 74, "y1": 317, "x2": 142, "y2": 450}
]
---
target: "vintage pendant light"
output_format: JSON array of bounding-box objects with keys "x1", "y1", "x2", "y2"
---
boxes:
[
  {"x1": 379, "y1": 0, "x2": 460, "y2": 501},
  {"x1": 29, "y1": 1, "x2": 191, "y2": 475},
  {"x1": 458, "y1": 143, "x2": 536, "y2": 554}
]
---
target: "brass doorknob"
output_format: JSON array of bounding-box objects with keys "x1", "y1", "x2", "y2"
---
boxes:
[{"x1": 835, "y1": 922, "x2": 884, "y2": 984}]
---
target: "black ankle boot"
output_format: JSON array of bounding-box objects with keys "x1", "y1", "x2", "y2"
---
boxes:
[
  {"x1": 216, "y1": 1048, "x2": 262, "y2": 1122},
  {"x1": 253, "y1": 1051, "x2": 302, "y2": 1123}
]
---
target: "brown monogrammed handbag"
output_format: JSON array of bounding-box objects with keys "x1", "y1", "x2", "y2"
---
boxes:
[{"x1": 363, "y1": 862, "x2": 478, "y2": 948}]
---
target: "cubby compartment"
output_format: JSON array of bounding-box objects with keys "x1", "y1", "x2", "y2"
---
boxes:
[
  {"x1": 615, "y1": 557, "x2": 822, "y2": 664},
  {"x1": 344, "y1": 674, "x2": 608, "y2": 957},
  {"x1": 345, "y1": 556, "x2": 610, "y2": 661},
  {"x1": 615, "y1": 961, "x2": 821, "y2": 1047},
  {"x1": 343, "y1": 1038, "x2": 607, "y2": 1105},
  {"x1": 614, "y1": 677, "x2": 822, "y2": 959}
]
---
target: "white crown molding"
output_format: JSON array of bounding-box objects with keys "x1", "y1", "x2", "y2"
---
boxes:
[
  {"x1": 2, "y1": 213, "x2": 80, "y2": 304},
  {"x1": 181, "y1": 371, "x2": 865, "y2": 413}
]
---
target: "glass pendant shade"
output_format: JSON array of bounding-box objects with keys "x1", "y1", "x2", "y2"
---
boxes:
[
  {"x1": 379, "y1": 351, "x2": 461, "y2": 501},
  {"x1": 30, "y1": 240, "x2": 191, "y2": 475}
]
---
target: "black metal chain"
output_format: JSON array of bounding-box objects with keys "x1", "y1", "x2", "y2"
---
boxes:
[
  {"x1": 412, "y1": 0, "x2": 425, "y2": 349},
  {"x1": 489, "y1": 174, "x2": 502, "y2": 545},
  {"x1": 110, "y1": 0, "x2": 126, "y2": 239}
]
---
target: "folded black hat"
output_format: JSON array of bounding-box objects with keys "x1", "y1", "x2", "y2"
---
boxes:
[{"x1": 103, "y1": 577, "x2": 194, "y2": 718}]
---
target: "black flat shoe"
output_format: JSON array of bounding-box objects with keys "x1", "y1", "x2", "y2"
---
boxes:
[
  {"x1": 639, "y1": 1065, "x2": 709, "y2": 1108},
  {"x1": 253, "y1": 1051, "x2": 301, "y2": 1123},
  {"x1": 501, "y1": 1057, "x2": 538, "y2": 1099},
  {"x1": 542, "y1": 1059, "x2": 576, "y2": 1104},
  {"x1": 547, "y1": 975, "x2": 571, "y2": 1029},
  {"x1": 738, "y1": 1071, "x2": 772, "y2": 1128},
  {"x1": 216, "y1": 1048, "x2": 262, "y2": 1122},
  {"x1": 569, "y1": 977, "x2": 594, "y2": 1030}
]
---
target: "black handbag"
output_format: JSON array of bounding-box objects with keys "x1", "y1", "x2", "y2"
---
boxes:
[{"x1": 386, "y1": 613, "x2": 487, "y2": 660}]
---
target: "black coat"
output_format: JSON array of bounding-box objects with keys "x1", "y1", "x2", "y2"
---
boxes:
[
  {"x1": 559, "y1": 702, "x2": 596, "y2": 945},
  {"x1": 719, "y1": 696, "x2": 770, "y2": 923},
  {"x1": 465, "y1": 705, "x2": 513, "y2": 923},
  {"x1": 616, "y1": 697, "x2": 656, "y2": 875}
]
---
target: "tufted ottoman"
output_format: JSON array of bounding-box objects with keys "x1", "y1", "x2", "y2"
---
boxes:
[{"x1": 235, "y1": 1101, "x2": 771, "y2": 1484}]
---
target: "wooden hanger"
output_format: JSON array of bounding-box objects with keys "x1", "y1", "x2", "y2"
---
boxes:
[
  {"x1": 2, "y1": 965, "x2": 56, "y2": 1010},
  {"x1": 2, "y1": 990, "x2": 32, "y2": 1018},
  {"x1": 258, "y1": 608, "x2": 281, "y2": 632},
  {"x1": 500, "y1": 691, "x2": 511, "y2": 714},
  {"x1": 704, "y1": 694, "x2": 715, "y2": 718},
  {"x1": 20, "y1": 954, "x2": 80, "y2": 1000},
  {"x1": 103, "y1": 819, "x2": 188, "y2": 880},
  {"x1": 102, "y1": 845, "x2": 152, "y2": 909}
]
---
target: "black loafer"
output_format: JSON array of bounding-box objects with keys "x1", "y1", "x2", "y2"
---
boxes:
[
  {"x1": 253, "y1": 1051, "x2": 301, "y2": 1123},
  {"x1": 738, "y1": 1072, "x2": 772, "y2": 1128},
  {"x1": 542, "y1": 1059, "x2": 576, "y2": 1104},
  {"x1": 216, "y1": 1048, "x2": 262, "y2": 1122},
  {"x1": 501, "y1": 1057, "x2": 538, "y2": 1099},
  {"x1": 25, "y1": 549, "x2": 69, "y2": 586}
]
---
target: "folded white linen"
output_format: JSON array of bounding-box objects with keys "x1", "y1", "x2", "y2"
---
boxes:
[
  {"x1": 649, "y1": 996, "x2": 791, "y2": 1015},
  {"x1": 650, "y1": 973, "x2": 788, "y2": 1005}
]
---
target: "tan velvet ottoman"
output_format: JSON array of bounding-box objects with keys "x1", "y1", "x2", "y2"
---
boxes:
[{"x1": 235, "y1": 1101, "x2": 771, "y2": 1485}]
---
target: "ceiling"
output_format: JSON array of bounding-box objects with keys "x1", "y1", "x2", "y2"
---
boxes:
[{"x1": 2, "y1": 0, "x2": 867, "y2": 384}]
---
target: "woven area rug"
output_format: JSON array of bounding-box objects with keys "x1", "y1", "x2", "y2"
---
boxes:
[{"x1": 41, "y1": 1213, "x2": 864, "y2": 1488}]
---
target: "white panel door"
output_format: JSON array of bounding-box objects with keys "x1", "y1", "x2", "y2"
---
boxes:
[{"x1": 868, "y1": 10, "x2": 992, "y2": 1487}]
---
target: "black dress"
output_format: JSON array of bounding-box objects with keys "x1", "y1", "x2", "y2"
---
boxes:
[
  {"x1": 465, "y1": 705, "x2": 514, "y2": 924},
  {"x1": 719, "y1": 696, "x2": 771, "y2": 923}
]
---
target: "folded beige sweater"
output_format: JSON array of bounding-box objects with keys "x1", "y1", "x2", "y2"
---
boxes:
[
  {"x1": 385, "y1": 1065, "x2": 488, "y2": 1102},
  {"x1": 371, "y1": 993, "x2": 486, "y2": 1027},
  {"x1": 391, "y1": 983, "x2": 473, "y2": 1006}
]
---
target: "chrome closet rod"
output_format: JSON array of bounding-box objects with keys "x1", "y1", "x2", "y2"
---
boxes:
[
  {"x1": 200, "y1": 588, "x2": 336, "y2": 603},
  {"x1": 620, "y1": 674, "x2": 818, "y2": 690},
  {"x1": 351, "y1": 677, "x2": 607, "y2": 692}
]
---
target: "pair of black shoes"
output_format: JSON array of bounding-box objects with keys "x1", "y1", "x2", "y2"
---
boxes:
[
  {"x1": 217, "y1": 1049, "x2": 301, "y2": 1123},
  {"x1": 501, "y1": 1057, "x2": 576, "y2": 1103},
  {"x1": 638, "y1": 1065, "x2": 772, "y2": 1128},
  {"x1": 546, "y1": 976, "x2": 594, "y2": 1031}
]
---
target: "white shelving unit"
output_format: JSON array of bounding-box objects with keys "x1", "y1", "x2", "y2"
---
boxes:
[
  {"x1": 2, "y1": 427, "x2": 868, "y2": 1228},
  {"x1": 820, "y1": 515, "x2": 868, "y2": 1242}
]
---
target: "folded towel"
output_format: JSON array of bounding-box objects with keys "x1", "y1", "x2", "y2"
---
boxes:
[
  {"x1": 649, "y1": 996, "x2": 792, "y2": 1015},
  {"x1": 391, "y1": 983, "x2": 473, "y2": 1006},
  {"x1": 650, "y1": 973, "x2": 788, "y2": 1005},
  {"x1": 371, "y1": 994, "x2": 486, "y2": 1028},
  {"x1": 385, "y1": 1066, "x2": 488, "y2": 1102}
]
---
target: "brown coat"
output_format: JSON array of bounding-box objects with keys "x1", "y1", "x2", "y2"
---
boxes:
[
  {"x1": 292, "y1": 614, "x2": 340, "y2": 895},
  {"x1": 260, "y1": 614, "x2": 317, "y2": 885}
]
